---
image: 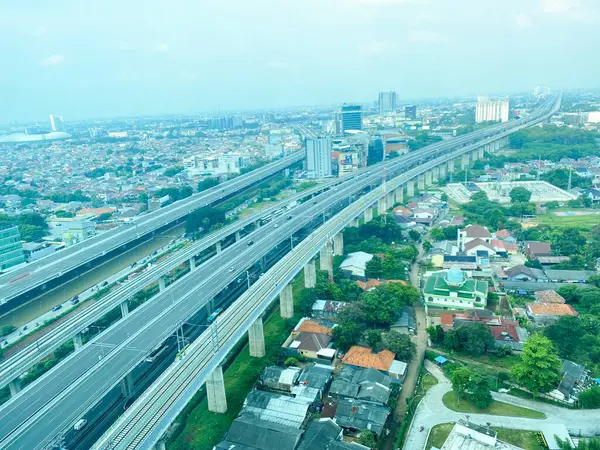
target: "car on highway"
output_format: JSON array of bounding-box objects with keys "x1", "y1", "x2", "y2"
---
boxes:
[
  {"x1": 273, "y1": 224, "x2": 279, "y2": 228},
  {"x1": 74, "y1": 419, "x2": 87, "y2": 431},
  {"x1": 287, "y1": 215, "x2": 293, "y2": 220},
  {"x1": 101, "y1": 281, "x2": 108, "y2": 287},
  {"x1": 247, "y1": 240, "x2": 254, "y2": 246},
  {"x1": 228, "y1": 266, "x2": 235, "y2": 272},
  {"x1": 70, "y1": 296, "x2": 79, "y2": 305},
  {"x1": 51, "y1": 305, "x2": 62, "y2": 312}
]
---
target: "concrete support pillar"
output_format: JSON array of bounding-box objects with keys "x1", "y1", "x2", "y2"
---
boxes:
[
  {"x1": 364, "y1": 207, "x2": 373, "y2": 223},
  {"x1": 478, "y1": 147, "x2": 484, "y2": 159},
  {"x1": 260, "y1": 255, "x2": 267, "y2": 272},
  {"x1": 461, "y1": 154, "x2": 469, "y2": 170},
  {"x1": 425, "y1": 170, "x2": 432, "y2": 187},
  {"x1": 235, "y1": 230, "x2": 241, "y2": 242},
  {"x1": 350, "y1": 218, "x2": 360, "y2": 228},
  {"x1": 120, "y1": 301, "x2": 130, "y2": 317},
  {"x1": 206, "y1": 366, "x2": 228, "y2": 413},
  {"x1": 395, "y1": 186, "x2": 404, "y2": 205},
  {"x1": 73, "y1": 333, "x2": 83, "y2": 351},
  {"x1": 471, "y1": 150, "x2": 478, "y2": 161},
  {"x1": 190, "y1": 257, "x2": 197, "y2": 271},
  {"x1": 319, "y1": 242, "x2": 333, "y2": 280},
  {"x1": 9, "y1": 380, "x2": 21, "y2": 397},
  {"x1": 333, "y1": 232, "x2": 344, "y2": 256},
  {"x1": 304, "y1": 260, "x2": 316, "y2": 288},
  {"x1": 120, "y1": 372, "x2": 134, "y2": 397},
  {"x1": 248, "y1": 317, "x2": 265, "y2": 357},
  {"x1": 494, "y1": 140, "x2": 500, "y2": 151},
  {"x1": 432, "y1": 166, "x2": 439, "y2": 182},
  {"x1": 216, "y1": 241, "x2": 222, "y2": 254},
  {"x1": 279, "y1": 283, "x2": 294, "y2": 319},
  {"x1": 418, "y1": 173, "x2": 425, "y2": 190},
  {"x1": 205, "y1": 298, "x2": 216, "y2": 315},
  {"x1": 447, "y1": 159, "x2": 455, "y2": 173},
  {"x1": 377, "y1": 196, "x2": 386, "y2": 215},
  {"x1": 158, "y1": 276, "x2": 166, "y2": 292},
  {"x1": 406, "y1": 179, "x2": 415, "y2": 197},
  {"x1": 153, "y1": 442, "x2": 167, "y2": 450},
  {"x1": 439, "y1": 164, "x2": 447, "y2": 180}
]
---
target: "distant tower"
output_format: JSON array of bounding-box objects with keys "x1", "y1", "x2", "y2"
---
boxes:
[
  {"x1": 340, "y1": 104, "x2": 363, "y2": 133},
  {"x1": 378, "y1": 91, "x2": 397, "y2": 115},
  {"x1": 305, "y1": 136, "x2": 333, "y2": 179},
  {"x1": 49, "y1": 115, "x2": 65, "y2": 132}
]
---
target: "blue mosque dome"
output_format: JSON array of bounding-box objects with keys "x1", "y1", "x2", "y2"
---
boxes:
[{"x1": 446, "y1": 267, "x2": 465, "y2": 285}]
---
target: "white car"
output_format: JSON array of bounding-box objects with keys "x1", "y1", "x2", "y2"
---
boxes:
[
  {"x1": 228, "y1": 267, "x2": 235, "y2": 272},
  {"x1": 273, "y1": 224, "x2": 279, "y2": 228}
]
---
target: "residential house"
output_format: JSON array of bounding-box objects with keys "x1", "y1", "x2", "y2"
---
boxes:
[
  {"x1": 463, "y1": 238, "x2": 496, "y2": 258},
  {"x1": 534, "y1": 290, "x2": 565, "y2": 304},
  {"x1": 524, "y1": 241, "x2": 552, "y2": 258},
  {"x1": 442, "y1": 255, "x2": 477, "y2": 270},
  {"x1": 504, "y1": 265, "x2": 547, "y2": 282},
  {"x1": 241, "y1": 390, "x2": 312, "y2": 429},
  {"x1": 332, "y1": 399, "x2": 391, "y2": 437},
  {"x1": 329, "y1": 366, "x2": 393, "y2": 405},
  {"x1": 339, "y1": 252, "x2": 374, "y2": 278},
  {"x1": 312, "y1": 300, "x2": 348, "y2": 320},
  {"x1": 294, "y1": 364, "x2": 333, "y2": 400},
  {"x1": 356, "y1": 279, "x2": 383, "y2": 292},
  {"x1": 545, "y1": 270, "x2": 597, "y2": 283},
  {"x1": 283, "y1": 319, "x2": 335, "y2": 361},
  {"x1": 435, "y1": 420, "x2": 528, "y2": 450},
  {"x1": 214, "y1": 415, "x2": 303, "y2": 450},
  {"x1": 526, "y1": 302, "x2": 578, "y2": 325},
  {"x1": 537, "y1": 256, "x2": 570, "y2": 266},
  {"x1": 494, "y1": 229, "x2": 517, "y2": 244},
  {"x1": 422, "y1": 267, "x2": 488, "y2": 310},
  {"x1": 296, "y1": 419, "x2": 348, "y2": 450},
  {"x1": 259, "y1": 366, "x2": 301, "y2": 393},
  {"x1": 457, "y1": 225, "x2": 492, "y2": 251},
  {"x1": 557, "y1": 361, "x2": 588, "y2": 401},
  {"x1": 390, "y1": 306, "x2": 416, "y2": 334},
  {"x1": 583, "y1": 188, "x2": 600, "y2": 204},
  {"x1": 342, "y1": 346, "x2": 407, "y2": 380}
]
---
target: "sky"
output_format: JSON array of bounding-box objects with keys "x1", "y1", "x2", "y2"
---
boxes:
[{"x1": 0, "y1": 0, "x2": 599, "y2": 122}]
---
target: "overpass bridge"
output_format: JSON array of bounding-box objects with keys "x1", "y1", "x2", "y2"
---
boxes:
[{"x1": 0, "y1": 96, "x2": 559, "y2": 450}]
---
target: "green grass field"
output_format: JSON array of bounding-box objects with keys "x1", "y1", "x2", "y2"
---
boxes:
[
  {"x1": 533, "y1": 212, "x2": 600, "y2": 230},
  {"x1": 167, "y1": 275, "x2": 305, "y2": 449},
  {"x1": 442, "y1": 391, "x2": 546, "y2": 419},
  {"x1": 425, "y1": 423, "x2": 454, "y2": 450}
]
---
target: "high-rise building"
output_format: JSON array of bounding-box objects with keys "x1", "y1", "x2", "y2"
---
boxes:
[
  {"x1": 340, "y1": 104, "x2": 363, "y2": 133},
  {"x1": 475, "y1": 97, "x2": 509, "y2": 123},
  {"x1": 49, "y1": 114, "x2": 65, "y2": 132},
  {"x1": 306, "y1": 136, "x2": 332, "y2": 179},
  {"x1": 405, "y1": 105, "x2": 417, "y2": 120},
  {"x1": 378, "y1": 91, "x2": 397, "y2": 115},
  {"x1": 0, "y1": 225, "x2": 26, "y2": 271}
]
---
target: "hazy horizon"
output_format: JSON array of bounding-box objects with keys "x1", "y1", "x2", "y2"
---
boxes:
[{"x1": 1, "y1": 0, "x2": 599, "y2": 123}]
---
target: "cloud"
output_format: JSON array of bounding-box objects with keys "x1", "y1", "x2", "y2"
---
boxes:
[
  {"x1": 40, "y1": 54, "x2": 65, "y2": 67},
  {"x1": 515, "y1": 13, "x2": 533, "y2": 27},
  {"x1": 156, "y1": 43, "x2": 169, "y2": 52},
  {"x1": 119, "y1": 42, "x2": 135, "y2": 52},
  {"x1": 354, "y1": 0, "x2": 413, "y2": 4},
  {"x1": 540, "y1": 0, "x2": 578, "y2": 14},
  {"x1": 358, "y1": 40, "x2": 400, "y2": 55},
  {"x1": 30, "y1": 26, "x2": 47, "y2": 37}
]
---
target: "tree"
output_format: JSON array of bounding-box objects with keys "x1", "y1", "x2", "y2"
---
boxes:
[
  {"x1": 430, "y1": 227, "x2": 446, "y2": 241},
  {"x1": 455, "y1": 324, "x2": 495, "y2": 356},
  {"x1": 545, "y1": 316, "x2": 584, "y2": 359},
  {"x1": 357, "y1": 430, "x2": 377, "y2": 449},
  {"x1": 423, "y1": 240, "x2": 432, "y2": 253},
  {"x1": 578, "y1": 386, "x2": 600, "y2": 409},
  {"x1": 197, "y1": 177, "x2": 220, "y2": 192},
  {"x1": 408, "y1": 230, "x2": 420, "y2": 242},
  {"x1": 297, "y1": 289, "x2": 317, "y2": 316},
  {"x1": 332, "y1": 322, "x2": 364, "y2": 351},
  {"x1": 366, "y1": 330, "x2": 382, "y2": 349},
  {"x1": 451, "y1": 367, "x2": 472, "y2": 405},
  {"x1": 509, "y1": 187, "x2": 532, "y2": 203},
  {"x1": 97, "y1": 212, "x2": 113, "y2": 222},
  {"x1": 185, "y1": 207, "x2": 226, "y2": 235},
  {"x1": 511, "y1": 334, "x2": 562, "y2": 395},
  {"x1": 443, "y1": 329, "x2": 459, "y2": 350},
  {"x1": 426, "y1": 325, "x2": 445, "y2": 344},
  {"x1": 365, "y1": 256, "x2": 383, "y2": 279},
  {"x1": 469, "y1": 373, "x2": 493, "y2": 409},
  {"x1": 558, "y1": 285, "x2": 582, "y2": 304},
  {"x1": 284, "y1": 357, "x2": 299, "y2": 367},
  {"x1": 383, "y1": 331, "x2": 416, "y2": 361},
  {"x1": 1, "y1": 325, "x2": 16, "y2": 336}
]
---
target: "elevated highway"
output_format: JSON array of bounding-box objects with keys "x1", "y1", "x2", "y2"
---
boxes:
[
  {"x1": 0, "y1": 151, "x2": 305, "y2": 310},
  {"x1": 0, "y1": 96, "x2": 559, "y2": 449}
]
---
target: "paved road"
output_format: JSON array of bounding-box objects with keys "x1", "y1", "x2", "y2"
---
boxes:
[
  {"x1": 0, "y1": 153, "x2": 303, "y2": 306},
  {"x1": 404, "y1": 361, "x2": 600, "y2": 449}
]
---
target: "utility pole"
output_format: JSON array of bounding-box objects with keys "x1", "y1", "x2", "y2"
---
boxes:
[{"x1": 568, "y1": 167, "x2": 572, "y2": 191}]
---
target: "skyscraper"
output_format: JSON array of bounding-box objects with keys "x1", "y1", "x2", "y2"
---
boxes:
[
  {"x1": 405, "y1": 105, "x2": 417, "y2": 120},
  {"x1": 475, "y1": 97, "x2": 509, "y2": 123},
  {"x1": 306, "y1": 136, "x2": 332, "y2": 179},
  {"x1": 340, "y1": 104, "x2": 363, "y2": 133},
  {"x1": 49, "y1": 114, "x2": 65, "y2": 132},
  {"x1": 378, "y1": 91, "x2": 397, "y2": 115}
]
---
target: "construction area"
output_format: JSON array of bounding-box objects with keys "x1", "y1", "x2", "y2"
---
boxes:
[{"x1": 444, "y1": 181, "x2": 576, "y2": 204}]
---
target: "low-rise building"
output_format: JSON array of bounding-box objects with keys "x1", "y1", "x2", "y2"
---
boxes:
[
  {"x1": 339, "y1": 251, "x2": 374, "y2": 278},
  {"x1": 457, "y1": 225, "x2": 492, "y2": 251},
  {"x1": 332, "y1": 399, "x2": 391, "y2": 437},
  {"x1": 22, "y1": 241, "x2": 55, "y2": 262},
  {"x1": 526, "y1": 302, "x2": 578, "y2": 324},
  {"x1": 342, "y1": 346, "x2": 407, "y2": 380},
  {"x1": 524, "y1": 241, "x2": 552, "y2": 258},
  {"x1": 311, "y1": 300, "x2": 348, "y2": 320},
  {"x1": 423, "y1": 267, "x2": 488, "y2": 310},
  {"x1": 0, "y1": 225, "x2": 26, "y2": 270},
  {"x1": 435, "y1": 420, "x2": 525, "y2": 450}
]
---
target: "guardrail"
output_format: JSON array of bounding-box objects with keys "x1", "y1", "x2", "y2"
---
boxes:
[{"x1": 93, "y1": 96, "x2": 559, "y2": 449}]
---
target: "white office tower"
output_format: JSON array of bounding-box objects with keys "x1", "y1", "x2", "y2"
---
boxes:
[
  {"x1": 378, "y1": 91, "x2": 397, "y2": 115},
  {"x1": 306, "y1": 136, "x2": 332, "y2": 179},
  {"x1": 49, "y1": 114, "x2": 65, "y2": 132},
  {"x1": 475, "y1": 97, "x2": 509, "y2": 123}
]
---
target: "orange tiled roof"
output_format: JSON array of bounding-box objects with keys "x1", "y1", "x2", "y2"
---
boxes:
[
  {"x1": 343, "y1": 346, "x2": 395, "y2": 371},
  {"x1": 534, "y1": 290, "x2": 565, "y2": 304},
  {"x1": 527, "y1": 303, "x2": 578, "y2": 317},
  {"x1": 296, "y1": 320, "x2": 333, "y2": 336},
  {"x1": 387, "y1": 280, "x2": 409, "y2": 286},
  {"x1": 356, "y1": 279, "x2": 383, "y2": 291}
]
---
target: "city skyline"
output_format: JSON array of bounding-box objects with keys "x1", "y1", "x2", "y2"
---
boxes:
[{"x1": 1, "y1": 0, "x2": 599, "y2": 123}]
